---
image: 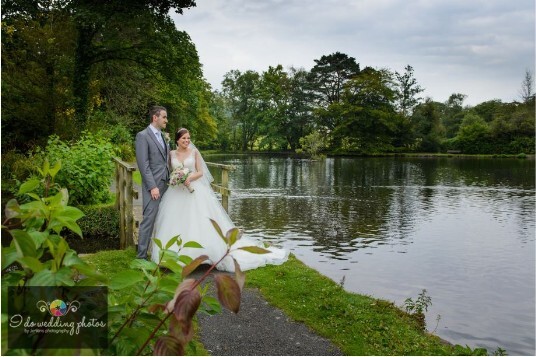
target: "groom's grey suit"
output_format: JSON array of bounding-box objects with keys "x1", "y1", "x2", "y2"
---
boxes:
[{"x1": 135, "y1": 126, "x2": 170, "y2": 259}]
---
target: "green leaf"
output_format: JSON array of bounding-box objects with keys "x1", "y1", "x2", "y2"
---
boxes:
[
  {"x1": 49, "y1": 161, "x2": 62, "y2": 178},
  {"x1": 153, "y1": 238, "x2": 163, "y2": 250},
  {"x1": 226, "y1": 228, "x2": 240, "y2": 246},
  {"x1": 28, "y1": 231, "x2": 48, "y2": 248},
  {"x1": 165, "y1": 235, "x2": 180, "y2": 250},
  {"x1": 201, "y1": 295, "x2": 222, "y2": 315},
  {"x1": 62, "y1": 250, "x2": 85, "y2": 267},
  {"x1": 18, "y1": 179, "x2": 40, "y2": 195},
  {"x1": 109, "y1": 270, "x2": 145, "y2": 290},
  {"x1": 183, "y1": 241, "x2": 203, "y2": 249},
  {"x1": 18, "y1": 256, "x2": 45, "y2": 272},
  {"x1": 58, "y1": 206, "x2": 85, "y2": 221},
  {"x1": 42, "y1": 159, "x2": 50, "y2": 176},
  {"x1": 178, "y1": 254, "x2": 193, "y2": 265},
  {"x1": 237, "y1": 246, "x2": 271, "y2": 254},
  {"x1": 1, "y1": 246, "x2": 18, "y2": 270},
  {"x1": 130, "y1": 258, "x2": 158, "y2": 271},
  {"x1": 210, "y1": 219, "x2": 227, "y2": 244},
  {"x1": 28, "y1": 269, "x2": 55, "y2": 286},
  {"x1": 54, "y1": 266, "x2": 76, "y2": 286},
  {"x1": 10, "y1": 229, "x2": 37, "y2": 258},
  {"x1": 214, "y1": 274, "x2": 241, "y2": 313},
  {"x1": 160, "y1": 257, "x2": 184, "y2": 274},
  {"x1": 4, "y1": 199, "x2": 20, "y2": 220}
]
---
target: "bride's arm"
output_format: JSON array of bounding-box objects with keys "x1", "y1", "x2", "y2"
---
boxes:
[{"x1": 188, "y1": 149, "x2": 204, "y2": 182}]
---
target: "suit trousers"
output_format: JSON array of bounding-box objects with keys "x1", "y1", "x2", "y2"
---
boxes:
[{"x1": 137, "y1": 179, "x2": 168, "y2": 259}]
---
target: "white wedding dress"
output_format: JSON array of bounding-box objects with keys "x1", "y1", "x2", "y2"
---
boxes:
[{"x1": 151, "y1": 149, "x2": 288, "y2": 272}]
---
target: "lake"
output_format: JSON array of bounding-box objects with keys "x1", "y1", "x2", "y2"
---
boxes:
[{"x1": 207, "y1": 154, "x2": 535, "y2": 356}]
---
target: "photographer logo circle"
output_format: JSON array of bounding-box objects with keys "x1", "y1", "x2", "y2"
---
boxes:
[{"x1": 49, "y1": 299, "x2": 68, "y2": 316}]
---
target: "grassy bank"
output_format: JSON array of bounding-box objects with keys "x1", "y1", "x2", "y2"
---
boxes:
[
  {"x1": 246, "y1": 255, "x2": 487, "y2": 355},
  {"x1": 83, "y1": 249, "x2": 486, "y2": 355}
]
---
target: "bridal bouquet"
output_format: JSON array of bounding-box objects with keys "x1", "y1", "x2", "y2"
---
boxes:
[{"x1": 169, "y1": 164, "x2": 194, "y2": 193}]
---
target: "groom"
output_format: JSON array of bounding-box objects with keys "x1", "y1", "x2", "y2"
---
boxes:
[{"x1": 135, "y1": 105, "x2": 170, "y2": 259}]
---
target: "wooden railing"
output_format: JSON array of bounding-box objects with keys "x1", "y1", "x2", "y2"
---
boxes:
[
  {"x1": 113, "y1": 157, "x2": 235, "y2": 249},
  {"x1": 207, "y1": 162, "x2": 236, "y2": 212},
  {"x1": 113, "y1": 157, "x2": 138, "y2": 249}
]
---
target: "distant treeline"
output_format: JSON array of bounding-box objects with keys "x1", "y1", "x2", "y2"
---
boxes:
[{"x1": 2, "y1": 1, "x2": 534, "y2": 155}]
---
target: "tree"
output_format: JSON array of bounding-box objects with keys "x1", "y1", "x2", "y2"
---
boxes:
[
  {"x1": 455, "y1": 113, "x2": 491, "y2": 154},
  {"x1": 308, "y1": 52, "x2": 361, "y2": 132},
  {"x1": 394, "y1": 65, "x2": 424, "y2": 117},
  {"x1": 256, "y1": 65, "x2": 292, "y2": 150},
  {"x1": 1, "y1": 0, "x2": 206, "y2": 150},
  {"x1": 1, "y1": 1, "x2": 76, "y2": 149},
  {"x1": 519, "y1": 69, "x2": 535, "y2": 103},
  {"x1": 285, "y1": 67, "x2": 315, "y2": 151},
  {"x1": 411, "y1": 99, "x2": 445, "y2": 152},
  {"x1": 222, "y1": 70, "x2": 261, "y2": 151},
  {"x1": 334, "y1": 67, "x2": 401, "y2": 153},
  {"x1": 442, "y1": 93, "x2": 467, "y2": 138},
  {"x1": 69, "y1": 0, "x2": 197, "y2": 126}
]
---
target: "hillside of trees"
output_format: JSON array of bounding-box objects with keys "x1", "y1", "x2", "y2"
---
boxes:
[{"x1": 2, "y1": 0, "x2": 534, "y2": 157}]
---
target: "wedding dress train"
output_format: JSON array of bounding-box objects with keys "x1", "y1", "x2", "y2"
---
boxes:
[{"x1": 150, "y1": 150, "x2": 288, "y2": 272}]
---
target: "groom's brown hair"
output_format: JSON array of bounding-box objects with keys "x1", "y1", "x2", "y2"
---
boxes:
[{"x1": 148, "y1": 105, "x2": 167, "y2": 122}]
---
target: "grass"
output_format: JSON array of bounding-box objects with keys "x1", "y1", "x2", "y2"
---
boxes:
[
  {"x1": 246, "y1": 255, "x2": 487, "y2": 356},
  {"x1": 84, "y1": 249, "x2": 486, "y2": 356},
  {"x1": 133, "y1": 171, "x2": 141, "y2": 185}
]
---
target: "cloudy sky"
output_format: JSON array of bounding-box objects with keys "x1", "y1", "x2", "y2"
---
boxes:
[{"x1": 172, "y1": 0, "x2": 534, "y2": 106}]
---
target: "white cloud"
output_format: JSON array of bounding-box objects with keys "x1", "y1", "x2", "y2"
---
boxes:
[{"x1": 172, "y1": 0, "x2": 535, "y2": 105}]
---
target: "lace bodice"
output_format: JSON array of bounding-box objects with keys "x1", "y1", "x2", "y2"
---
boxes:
[{"x1": 171, "y1": 150, "x2": 196, "y2": 172}]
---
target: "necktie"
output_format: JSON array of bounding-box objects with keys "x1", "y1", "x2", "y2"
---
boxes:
[{"x1": 156, "y1": 131, "x2": 165, "y2": 149}]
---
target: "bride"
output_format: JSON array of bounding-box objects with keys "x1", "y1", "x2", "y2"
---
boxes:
[{"x1": 151, "y1": 128, "x2": 288, "y2": 272}]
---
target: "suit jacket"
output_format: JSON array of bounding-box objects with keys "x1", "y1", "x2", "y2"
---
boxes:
[{"x1": 135, "y1": 126, "x2": 170, "y2": 194}]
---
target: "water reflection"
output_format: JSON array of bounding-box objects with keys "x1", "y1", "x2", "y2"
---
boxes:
[{"x1": 207, "y1": 155, "x2": 535, "y2": 355}]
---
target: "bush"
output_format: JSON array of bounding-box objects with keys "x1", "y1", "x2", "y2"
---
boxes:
[
  {"x1": 64, "y1": 204, "x2": 121, "y2": 253},
  {"x1": 40, "y1": 132, "x2": 116, "y2": 205}
]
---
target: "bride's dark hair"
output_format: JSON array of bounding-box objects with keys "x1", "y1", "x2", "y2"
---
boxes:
[{"x1": 175, "y1": 128, "x2": 189, "y2": 142}]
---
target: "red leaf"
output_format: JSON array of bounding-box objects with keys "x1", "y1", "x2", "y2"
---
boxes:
[
  {"x1": 181, "y1": 254, "x2": 209, "y2": 278},
  {"x1": 173, "y1": 288, "x2": 201, "y2": 328},
  {"x1": 147, "y1": 303, "x2": 165, "y2": 314},
  {"x1": 233, "y1": 258, "x2": 245, "y2": 292},
  {"x1": 154, "y1": 335, "x2": 185, "y2": 356},
  {"x1": 169, "y1": 314, "x2": 194, "y2": 346},
  {"x1": 165, "y1": 279, "x2": 196, "y2": 313},
  {"x1": 214, "y1": 274, "x2": 241, "y2": 313}
]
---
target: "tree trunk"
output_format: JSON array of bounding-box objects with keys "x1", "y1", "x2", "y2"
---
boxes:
[{"x1": 72, "y1": 25, "x2": 94, "y2": 130}]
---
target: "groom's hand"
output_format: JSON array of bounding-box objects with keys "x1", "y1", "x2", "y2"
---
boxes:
[{"x1": 150, "y1": 187, "x2": 161, "y2": 200}]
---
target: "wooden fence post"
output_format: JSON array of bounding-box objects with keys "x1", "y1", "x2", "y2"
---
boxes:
[
  {"x1": 206, "y1": 162, "x2": 235, "y2": 213},
  {"x1": 113, "y1": 157, "x2": 138, "y2": 249}
]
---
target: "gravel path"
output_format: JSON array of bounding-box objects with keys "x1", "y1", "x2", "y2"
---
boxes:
[{"x1": 193, "y1": 267, "x2": 343, "y2": 356}]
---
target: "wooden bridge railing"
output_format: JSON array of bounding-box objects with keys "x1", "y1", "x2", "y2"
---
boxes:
[
  {"x1": 113, "y1": 157, "x2": 236, "y2": 249},
  {"x1": 113, "y1": 158, "x2": 138, "y2": 249}
]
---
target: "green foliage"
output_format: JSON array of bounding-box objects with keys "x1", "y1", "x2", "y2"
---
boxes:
[
  {"x1": 296, "y1": 131, "x2": 327, "y2": 159},
  {"x1": 1, "y1": 160, "x2": 108, "y2": 355},
  {"x1": 39, "y1": 132, "x2": 116, "y2": 205},
  {"x1": 64, "y1": 204, "x2": 121, "y2": 253},
  {"x1": 404, "y1": 289, "x2": 432, "y2": 331},
  {"x1": 455, "y1": 113, "x2": 492, "y2": 154}
]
